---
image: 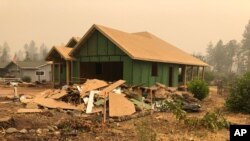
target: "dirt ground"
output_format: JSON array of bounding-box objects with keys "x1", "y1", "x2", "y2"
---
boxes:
[{"x1": 0, "y1": 86, "x2": 249, "y2": 141}]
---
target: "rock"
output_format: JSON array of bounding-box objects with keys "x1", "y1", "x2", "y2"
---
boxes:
[
  {"x1": 42, "y1": 128, "x2": 49, "y2": 133},
  {"x1": 109, "y1": 118, "x2": 114, "y2": 123},
  {"x1": 47, "y1": 126, "x2": 55, "y2": 132},
  {"x1": 54, "y1": 131, "x2": 60, "y2": 136},
  {"x1": 6, "y1": 127, "x2": 18, "y2": 133},
  {"x1": 36, "y1": 128, "x2": 42, "y2": 134},
  {"x1": 19, "y1": 129, "x2": 28, "y2": 134},
  {"x1": 29, "y1": 129, "x2": 36, "y2": 133}
]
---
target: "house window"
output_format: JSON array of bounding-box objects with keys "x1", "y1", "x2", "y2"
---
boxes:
[
  {"x1": 96, "y1": 63, "x2": 102, "y2": 74},
  {"x1": 36, "y1": 71, "x2": 45, "y2": 76},
  {"x1": 151, "y1": 62, "x2": 158, "y2": 76}
]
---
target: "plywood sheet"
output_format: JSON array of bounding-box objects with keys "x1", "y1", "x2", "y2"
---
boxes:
[
  {"x1": 109, "y1": 93, "x2": 135, "y2": 117},
  {"x1": 99, "y1": 80, "x2": 125, "y2": 96},
  {"x1": 17, "y1": 108, "x2": 43, "y2": 113},
  {"x1": 33, "y1": 98, "x2": 79, "y2": 110},
  {"x1": 81, "y1": 79, "x2": 108, "y2": 97},
  {"x1": 49, "y1": 90, "x2": 67, "y2": 99}
]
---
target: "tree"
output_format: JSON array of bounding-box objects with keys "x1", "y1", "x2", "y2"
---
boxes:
[
  {"x1": 0, "y1": 42, "x2": 11, "y2": 62},
  {"x1": 224, "y1": 40, "x2": 238, "y2": 72},
  {"x1": 16, "y1": 49, "x2": 24, "y2": 61},
  {"x1": 241, "y1": 20, "x2": 250, "y2": 71},
  {"x1": 39, "y1": 43, "x2": 48, "y2": 60},
  {"x1": 23, "y1": 41, "x2": 39, "y2": 61}
]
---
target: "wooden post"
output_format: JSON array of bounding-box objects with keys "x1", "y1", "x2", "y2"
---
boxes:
[
  {"x1": 71, "y1": 60, "x2": 73, "y2": 84},
  {"x1": 191, "y1": 66, "x2": 194, "y2": 80},
  {"x1": 78, "y1": 61, "x2": 80, "y2": 83},
  {"x1": 52, "y1": 62, "x2": 55, "y2": 88},
  {"x1": 103, "y1": 92, "x2": 107, "y2": 124},
  {"x1": 183, "y1": 65, "x2": 187, "y2": 85},
  {"x1": 66, "y1": 61, "x2": 70, "y2": 85},
  {"x1": 202, "y1": 66, "x2": 205, "y2": 80},
  {"x1": 197, "y1": 66, "x2": 199, "y2": 79},
  {"x1": 58, "y1": 63, "x2": 61, "y2": 84}
]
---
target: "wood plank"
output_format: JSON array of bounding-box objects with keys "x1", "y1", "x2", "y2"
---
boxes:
[
  {"x1": 17, "y1": 108, "x2": 43, "y2": 113},
  {"x1": 99, "y1": 80, "x2": 126, "y2": 96},
  {"x1": 33, "y1": 98, "x2": 80, "y2": 110},
  {"x1": 109, "y1": 93, "x2": 135, "y2": 117},
  {"x1": 48, "y1": 90, "x2": 67, "y2": 99},
  {"x1": 86, "y1": 91, "x2": 97, "y2": 113},
  {"x1": 80, "y1": 79, "x2": 108, "y2": 97}
]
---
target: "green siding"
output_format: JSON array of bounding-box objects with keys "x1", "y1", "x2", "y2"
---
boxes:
[
  {"x1": 54, "y1": 65, "x2": 59, "y2": 83},
  {"x1": 173, "y1": 65, "x2": 179, "y2": 86},
  {"x1": 72, "y1": 61, "x2": 79, "y2": 83},
  {"x1": 122, "y1": 56, "x2": 132, "y2": 84}
]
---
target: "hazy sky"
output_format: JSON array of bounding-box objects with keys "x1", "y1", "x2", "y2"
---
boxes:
[{"x1": 1, "y1": 0, "x2": 250, "y2": 57}]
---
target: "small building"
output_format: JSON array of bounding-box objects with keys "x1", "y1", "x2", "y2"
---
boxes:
[
  {"x1": 0, "y1": 62, "x2": 9, "y2": 77},
  {"x1": 4, "y1": 61, "x2": 52, "y2": 82},
  {"x1": 46, "y1": 24, "x2": 208, "y2": 87}
]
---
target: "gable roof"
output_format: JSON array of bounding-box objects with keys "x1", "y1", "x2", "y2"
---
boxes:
[
  {"x1": 46, "y1": 46, "x2": 75, "y2": 61},
  {"x1": 7, "y1": 61, "x2": 50, "y2": 69},
  {"x1": 70, "y1": 24, "x2": 208, "y2": 66},
  {"x1": 65, "y1": 36, "x2": 81, "y2": 47}
]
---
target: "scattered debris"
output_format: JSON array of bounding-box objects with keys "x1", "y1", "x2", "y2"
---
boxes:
[
  {"x1": 5, "y1": 127, "x2": 18, "y2": 134},
  {"x1": 109, "y1": 93, "x2": 136, "y2": 117},
  {"x1": 33, "y1": 98, "x2": 80, "y2": 110},
  {"x1": 17, "y1": 108, "x2": 43, "y2": 113},
  {"x1": 80, "y1": 79, "x2": 108, "y2": 97}
]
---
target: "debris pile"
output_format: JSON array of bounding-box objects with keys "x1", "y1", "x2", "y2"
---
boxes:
[{"x1": 16, "y1": 79, "x2": 201, "y2": 119}]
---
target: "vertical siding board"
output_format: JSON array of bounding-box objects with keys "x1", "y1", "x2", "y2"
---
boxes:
[
  {"x1": 141, "y1": 62, "x2": 148, "y2": 86},
  {"x1": 122, "y1": 56, "x2": 132, "y2": 84},
  {"x1": 87, "y1": 32, "x2": 97, "y2": 55},
  {"x1": 132, "y1": 60, "x2": 141, "y2": 85},
  {"x1": 97, "y1": 31, "x2": 108, "y2": 55}
]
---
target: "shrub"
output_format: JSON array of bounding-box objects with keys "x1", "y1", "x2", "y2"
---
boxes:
[
  {"x1": 22, "y1": 76, "x2": 31, "y2": 82},
  {"x1": 187, "y1": 79, "x2": 209, "y2": 100},
  {"x1": 225, "y1": 72, "x2": 250, "y2": 114}
]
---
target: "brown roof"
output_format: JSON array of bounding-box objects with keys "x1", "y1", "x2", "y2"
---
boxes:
[
  {"x1": 46, "y1": 46, "x2": 75, "y2": 61},
  {"x1": 73, "y1": 36, "x2": 81, "y2": 42},
  {"x1": 71, "y1": 24, "x2": 208, "y2": 66},
  {"x1": 65, "y1": 36, "x2": 81, "y2": 47}
]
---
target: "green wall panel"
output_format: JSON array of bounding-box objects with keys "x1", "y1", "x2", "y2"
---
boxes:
[
  {"x1": 90, "y1": 56, "x2": 99, "y2": 62},
  {"x1": 87, "y1": 32, "x2": 97, "y2": 55},
  {"x1": 72, "y1": 61, "x2": 79, "y2": 83},
  {"x1": 122, "y1": 56, "x2": 132, "y2": 84},
  {"x1": 109, "y1": 56, "x2": 121, "y2": 61},
  {"x1": 97, "y1": 32, "x2": 108, "y2": 55},
  {"x1": 99, "y1": 56, "x2": 109, "y2": 62}
]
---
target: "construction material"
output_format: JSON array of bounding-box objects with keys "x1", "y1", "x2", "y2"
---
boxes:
[
  {"x1": 33, "y1": 98, "x2": 80, "y2": 110},
  {"x1": 130, "y1": 98, "x2": 151, "y2": 110},
  {"x1": 99, "y1": 80, "x2": 125, "y2": 96},
  {"x1": 86, "y1": 91, "x2": 98, "y2": 113},
  {"x1": 109, "y1": 93, "x2": 135, "y2": 117},
  {"x1": 17, "y1": 108, "x2": 43, "y2": 113},
  {"x1": 81, "y1": 79, "x2": 108, "y2": 97},
  {"x1": 49, "y1": 90, "x2": 67, "y2": 99}
]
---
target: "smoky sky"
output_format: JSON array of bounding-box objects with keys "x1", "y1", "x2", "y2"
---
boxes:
[{"x1": 1, "y1": 0, "x2": 250, "y2": 56}]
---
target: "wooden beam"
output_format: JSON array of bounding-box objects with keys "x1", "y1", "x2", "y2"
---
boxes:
[
  {"x1": 52, "y1": 62, "x2": 55, "y2": 88},
  {"x1": 202, "y1": 67, "x2": 205, "y2": 80},
  {"x1": 71, "y1": 60, "x2": 73, "y2": 84},
  {"x1": 58, "y1": 63, "x2": 61, "y2": 84},
  {"x1": 66, "y1": 61, "x2": 70, "y2": 85},
  {"x1": 183, "y1": 65, "x2": 187, "y2": 85},
  {"x1": 197, "y1": 66, "x2": 200, "y2": 79},
  {"x1": 78, "y1": 61, "x2": 80, "y2": 84},
  {"x1": 191, "y1": 66, "x2": 194, "y2": 80}
]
